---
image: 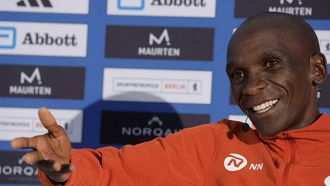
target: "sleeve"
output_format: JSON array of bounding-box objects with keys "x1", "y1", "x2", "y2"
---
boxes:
[{"x1": 38, "y1": 123, "x2": 222, "y2": 186}]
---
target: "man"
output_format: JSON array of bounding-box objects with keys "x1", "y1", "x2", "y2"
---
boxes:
[{"x1": 11, "y1": 12, "x2": 329, "y2": 185}]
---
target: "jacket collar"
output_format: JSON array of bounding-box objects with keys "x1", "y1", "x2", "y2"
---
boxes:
[{"x1": 259, "y1": 113, "x2": 330, "y2": 141}]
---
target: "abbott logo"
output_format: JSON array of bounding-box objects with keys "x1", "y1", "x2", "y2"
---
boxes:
[
  {"x1": 17, "y1": 0, "x2": 52, "y2": 8},
  {"x1": 20, "y1": 67, "x2": 42, "y2": 85},
  {"x1": 224, "y1": 153, "x2": 248, "y2": 171},
  {"x1": 118, "y1": 0, "x2": 144, "y2": 10},
  {"x1": 0, "y1": 27, "x2": 16, "y2": 49},
  {"x1": 0, "y1": 21, "x2": 87, "y2": 57}
]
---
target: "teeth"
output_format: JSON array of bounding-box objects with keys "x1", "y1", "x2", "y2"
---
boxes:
[{"x1": 252, "y1": 99, "x2": 278, "y2": 113}]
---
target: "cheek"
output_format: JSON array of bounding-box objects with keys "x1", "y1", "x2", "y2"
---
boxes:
[{"x1": 231, "y1": 86, "x2": 241, "y2": 103}]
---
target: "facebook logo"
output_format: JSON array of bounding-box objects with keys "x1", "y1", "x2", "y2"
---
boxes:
[
  {"x1": 118, "y1": 0, "x2": 144, "y2": 10},
  {"x1": 0, "y1": 27, "x2": 16, "y2": 49}
]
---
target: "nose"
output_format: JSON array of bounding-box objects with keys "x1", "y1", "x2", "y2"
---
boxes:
[{"x1": 242, "y1": 73, "x2": 268, "y2": 96}]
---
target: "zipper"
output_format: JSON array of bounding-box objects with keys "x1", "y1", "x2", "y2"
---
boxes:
[{"x1": 282, "y1": 137, "x2": 296, "y2": 186}]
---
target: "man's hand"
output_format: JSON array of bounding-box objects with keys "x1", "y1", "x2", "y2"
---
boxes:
[{"x1": 11, "y1": 107, "x2": 72, "y2": 183}]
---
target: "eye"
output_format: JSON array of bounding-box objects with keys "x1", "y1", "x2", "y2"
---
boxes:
[
  {"x1": 265, "y1": 58, "x2": 279, "y2": 69},
  {"x1": 230, "y1": 70, "x2": 245, "y2": 84}
]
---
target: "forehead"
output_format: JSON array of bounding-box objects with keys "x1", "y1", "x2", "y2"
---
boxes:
[
  {"x1": 226, "y1": 17, "x2": 316, "y2": 69},
  {"x1": 227, "y1": 30, "x2": 289, "y2": 66}
]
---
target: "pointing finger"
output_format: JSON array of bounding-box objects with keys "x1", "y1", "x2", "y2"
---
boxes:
[
  {"x1": 24, "y1": 150, "x2": 43, "y2": 165},
  {"x1": 11, "y1": 137, "x2": 38, "y2": 149},
  {"x1": 38, "y1": 107, "x2": 66, "y2": 137}
]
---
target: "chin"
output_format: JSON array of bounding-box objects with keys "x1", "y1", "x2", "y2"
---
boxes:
[{"x1": 254, "y1": 123, "x2": 283, "y2": 136}]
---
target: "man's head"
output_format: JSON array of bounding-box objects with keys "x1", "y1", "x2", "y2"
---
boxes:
[{"x1": 226, "y1": 12, "x2": 327, "y2": 136}]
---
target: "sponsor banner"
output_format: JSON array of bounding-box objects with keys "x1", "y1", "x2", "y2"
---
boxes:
[
  {"x1": 0, "y1": 0, "x2": 89, "y2": 14},
  {"x1": 315, "y1": 30, "x2": 330, "y2": 64},
  {"x1": 101, "y1": 111, "x2": 210, "y2": 144},
  {"x1": 107, "y1": 0, "x2": 216, "y2": 18},
  {"x1": 319, "y1": 75, "x2": 330, "y2": 108},
  {"x1": 0, "y1": 21, "x2": 87, "y2": 57},
  {"x1": 234, "y1": 0, "x2": 330, "y2": 19},
  {"x1": 0, "y1": 107, "x2": 83, "y2": 143},
  {"x1": 102, "y1": 68, "x2": 212, "y2": 104},
  {"x1": 105, "y1": 26, "x2": 214, "y2": 61},
  {"x1": 0, "y1": 65, "x2": 85, "y2": 99},
  {"x1": 0, "y1": 151, "x2": 39, "y2": 184}
]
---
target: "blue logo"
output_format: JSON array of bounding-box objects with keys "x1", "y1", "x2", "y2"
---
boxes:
[
  {"x1": 0, "y1": 27, "x2": 16, "y2": 49},
  {"x1": 118, "y1": 0, "x2": 144, "y2": 10}
]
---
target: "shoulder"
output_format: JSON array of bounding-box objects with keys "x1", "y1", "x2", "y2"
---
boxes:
[{"x1": 164, "y1": 119, "x2": 253, "y2": 144}]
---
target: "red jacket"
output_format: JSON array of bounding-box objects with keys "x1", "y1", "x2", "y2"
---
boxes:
[{"x1": 39, "y1": 113, "x2": 330, "y2": 186}]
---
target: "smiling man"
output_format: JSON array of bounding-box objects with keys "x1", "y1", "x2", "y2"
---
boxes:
[
  {"x1": 11, "y1": 12, "x2": 329, "y2": 186},
  {"x1": 227, "y1": 12, "x2": 326, "y2": 136}
]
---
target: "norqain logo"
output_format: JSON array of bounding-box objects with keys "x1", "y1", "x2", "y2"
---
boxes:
[
  {"x1": 0, "y1": 155, "x2": 38, "y2": 177},
  {"x1": 138, "y1": 29, "x2": 180, "y2": 57},
  {"x1": 122, "y1": 116, "x2": 179, "y2": 137}
]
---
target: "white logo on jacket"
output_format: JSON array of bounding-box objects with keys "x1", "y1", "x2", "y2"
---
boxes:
[{"x1": 224, "y1": 153, "x2": 248, "y2": 171}]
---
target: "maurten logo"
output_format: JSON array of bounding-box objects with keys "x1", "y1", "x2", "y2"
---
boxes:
[
  {"x1": 269, "y1": 0, "x2": 311, "y2": 16},
  {"x1": 118, "y1": 0, "x2": 145, "y2": 10},
  {"x1": 17, "y1": 0, "x2": 52, "y2": 8},
  {"x1": 21, "y1": 67, "x2": 42, "y2": 85},
  {"x1": 224, "y1": 153, "x2": 248, "y2": 171},
  {"x1": 0, "y1": 27, "x2": 16, "y2": 49},
  {"x1": 9, "y1": 67, "x2": 52, "y2": 96},
  {"x1": 279, "y1": 0, "x2": 302, "y2": 5},
  {"x1": 138, "y1": 29, "x2": 180, "y2": 57}
]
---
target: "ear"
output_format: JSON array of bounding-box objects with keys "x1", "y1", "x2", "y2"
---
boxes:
[{"x1": 311, "y1": 53, "x2": 328, "y2": 85}]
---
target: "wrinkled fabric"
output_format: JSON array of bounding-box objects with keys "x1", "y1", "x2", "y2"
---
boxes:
[{"x1": 39, "y1": 113, "x2": 330, "y2": 186}]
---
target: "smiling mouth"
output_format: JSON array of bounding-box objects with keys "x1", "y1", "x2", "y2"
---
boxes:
[{"x1": 251, "y1": 99, "x2": 279, "y2": 114}]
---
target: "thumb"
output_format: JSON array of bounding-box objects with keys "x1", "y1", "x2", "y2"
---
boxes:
[{"x1": 38, "y1": 107, "x2": 66, "y2": 138}]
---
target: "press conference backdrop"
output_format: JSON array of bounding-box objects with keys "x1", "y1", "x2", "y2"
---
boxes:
[{"x1": 0, "y1": 0, "x2": 330, "y2": 185}]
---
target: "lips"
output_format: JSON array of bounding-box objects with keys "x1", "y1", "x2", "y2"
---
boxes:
[{"x1": 251, "y1": 99, "x2": 279, "y2": 113}]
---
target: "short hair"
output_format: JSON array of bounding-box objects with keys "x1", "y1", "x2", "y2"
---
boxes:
[{"x1": 230, "y1": 12, "x2": 320, "y2": 54}]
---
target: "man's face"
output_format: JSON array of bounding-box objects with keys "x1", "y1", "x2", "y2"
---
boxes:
[{"x1": 226, "y1": 26, "x2": 316, "y2": 136}]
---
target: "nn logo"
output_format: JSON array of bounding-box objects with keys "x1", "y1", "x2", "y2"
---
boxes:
[
  {"x1": 21, "y1": 67, "x2": 42, "y2": 85},
  {"x1": 224, "y1": 153, "x2": 247, "y2": 171},
  {"x1": 17, "y1": 0, "x2": 52, "y2": 8},
  {"x1": 224, "y1": 153, "x2": 264, "y2": 172},
  {"x1": 149, "y1": 29, "x2": 170, "y2": 46}
]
